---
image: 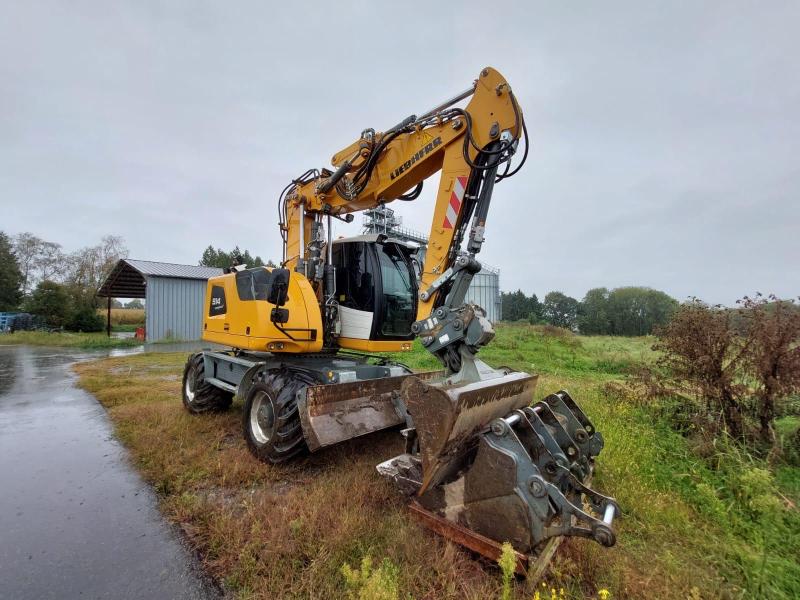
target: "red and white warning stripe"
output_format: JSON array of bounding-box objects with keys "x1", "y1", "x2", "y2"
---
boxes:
[{"x1": 443, "y1": 176, "x2": 468, "y2": 229}]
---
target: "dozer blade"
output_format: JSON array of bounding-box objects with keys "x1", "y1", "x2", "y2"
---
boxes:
[
  {"x1": 402, "y1": 370, "x2": 538, "y2": 494},
  {"x1": 299, "y1": 370, "x2": 444, "y2": 451}
]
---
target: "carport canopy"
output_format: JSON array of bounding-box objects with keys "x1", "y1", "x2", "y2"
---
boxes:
[{"x1": 98, "y1": 260, "x2": 147, "y2": 299}]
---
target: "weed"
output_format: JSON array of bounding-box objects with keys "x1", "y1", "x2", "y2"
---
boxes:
[
  {"x1": 498, "y1": 542, "x2": 516, "y2": 600},
  {"x1": 341, "y1": 555, "x2": 400, "y2": 600}
]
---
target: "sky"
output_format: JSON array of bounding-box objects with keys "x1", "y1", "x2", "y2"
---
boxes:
[{"x1": 2, "y1": 1, "x2": 798, "y2": 306}]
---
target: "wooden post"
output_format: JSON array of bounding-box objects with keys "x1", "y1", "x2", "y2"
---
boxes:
[{"x1": 107, "y1": 296, "x2": 112, "y2": 337}]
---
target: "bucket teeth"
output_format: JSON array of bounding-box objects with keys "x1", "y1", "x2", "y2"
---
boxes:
[{"x1": 377, "y1": 378, "x2": 619, "y2": 557}]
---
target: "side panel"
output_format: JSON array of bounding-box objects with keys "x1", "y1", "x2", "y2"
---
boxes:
[
  {"x1": 145, "y1": 277, "x2": 207, "y2": 342},
  {"x1": 201, "y1": 269, "x2": 323, "y2": 353}
]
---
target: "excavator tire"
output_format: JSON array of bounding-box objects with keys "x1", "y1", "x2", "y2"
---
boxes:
[
  {"x1": 242, "y1": 368, "x2": 312, "y2": 464},
  {"x1": 181, "y1": 353, "x2": 233, "y2": 414}
]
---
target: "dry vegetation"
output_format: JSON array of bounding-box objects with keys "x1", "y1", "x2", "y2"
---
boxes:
[
  {"x1": 74, "y1": 326, "x2": 800, "y2": 599},
  {"x1": 97, "y1": 307, "x2": 145, "y2": 326}
]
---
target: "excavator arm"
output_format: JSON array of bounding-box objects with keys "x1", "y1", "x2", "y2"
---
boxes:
[
  {"x1": 273, "y1": 67, "x2": 618, "y2": 563},
  {"x1": 281, "y1": 67, "x2": 526, "y2": 371}
]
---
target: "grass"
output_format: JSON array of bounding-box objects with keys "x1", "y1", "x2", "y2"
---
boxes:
[
  {"x1": 1, "y1": 330, "x2": 142, "y2": 348},
  {"x1": 74, "y1": 324, "x2": 800, "y2": 599}
]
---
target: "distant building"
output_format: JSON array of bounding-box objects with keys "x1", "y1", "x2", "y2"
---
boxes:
[
  {"x1": 362, "y1": 206, "x2": 502, "y2": 321},
  {"x1": 98, "y1": 260, "x2": 223, "y2": 342}
]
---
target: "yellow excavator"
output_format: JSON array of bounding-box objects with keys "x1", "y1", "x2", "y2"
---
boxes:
[{"x1": 181, "y1": 67, "x2": 618, "y2": 568}]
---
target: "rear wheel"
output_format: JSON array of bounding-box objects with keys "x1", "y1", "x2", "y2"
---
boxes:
[
  {"x1": 242, "y1": 369, "x2": 313, "y2": 464},
  {"x1": 181, "y1": 353, "x2": 233, "y2": 414}
]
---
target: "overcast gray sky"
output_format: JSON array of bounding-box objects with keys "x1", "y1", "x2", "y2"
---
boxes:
[{"x1": 2, "y1": 1, "x2": 798, "y2": 305}]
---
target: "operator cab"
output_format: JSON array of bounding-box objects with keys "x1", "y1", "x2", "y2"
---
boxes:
[{"x1": 330, "y1": 234, "x2": 418, "y2": 345}]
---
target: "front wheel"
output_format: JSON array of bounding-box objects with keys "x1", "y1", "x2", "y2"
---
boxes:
[{"x1": 242, "y1": 369, "x2": 311, "y2": 464}]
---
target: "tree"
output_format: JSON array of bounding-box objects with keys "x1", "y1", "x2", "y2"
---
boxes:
[
  {"x1": 578, "y1": 287, "x2": 610, "y2": 335},
  {"x1": 0, "y1": 232, "x2": 23, "y2": 310},
  {"x1": 606, "y1": 287, "x2": 677, "y2": 336},
  {"x1": 13, "y1": 232, "x2": 62, "y2": 295},
  {"x1": 740, "y1": 295, "x2": 800, "y2": 443},
  {"x1": 125, "y1": 299, "x2": 144, "y2": 310},
  {"x1": 527, "y1": 293, "x2": 543, "y2": 323},
  {"x1": 654, "y1": 300, "x2": 745, "y2": 439},
  {"x1": 14, "y1": 232, "x2": 41, "y2": 295},
  {"x1": 542, "y1": 291, "x2": 579, "y2": 330},
  {"x1": 199, "y1": 245, "x2": 266, "y2": 269},
  {"x1": 26, "y1": 281, "x2": 72, "y2": 328},
  {"x1": 66, "y1": 235, "x2": 128, "y2": 294},
  {"x1": 35, "y1": 240, "x2": 65, "y2": 283},
  {"x1": 500, "y1": 290, "x2": 542, "y2": 322}
]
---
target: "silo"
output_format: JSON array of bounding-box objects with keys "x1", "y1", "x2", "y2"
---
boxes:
[{"x1": 464, "y1": 264, "x2": 502, "y2": 322}]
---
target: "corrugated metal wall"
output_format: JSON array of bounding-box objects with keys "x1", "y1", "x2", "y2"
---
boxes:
[
  {"x1": 145, "y1": 277, "x2": 207, "y2": 342},
  {"x1": 464, "y1": 269, "x2": 502, "y2": 322}
]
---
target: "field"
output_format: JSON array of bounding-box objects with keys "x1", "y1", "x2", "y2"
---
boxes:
[
  {"x1": 74, "y1": 324, "x2": 800, "y2": 599},
  {"x1": 96, "y1": 307, "x2": 146, "y2": 332}
]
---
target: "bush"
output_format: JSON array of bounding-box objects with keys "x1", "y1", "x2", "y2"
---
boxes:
[
  {"x1": 67, "y1": 302, "x2": 104, "y2": 332},
  {"x1": 26, "y1": 280, "x2": 71, "y2": 328},
  {"x1": 784, "y1": 428, "x2": 800, "y2": 467}
]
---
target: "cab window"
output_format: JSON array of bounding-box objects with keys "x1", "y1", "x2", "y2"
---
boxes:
[
  {"x1": 235, "y1": 269, "x2": 273, "y2": 302},
  {"x1": 377, "y1": 243, "x2": 416, "y2": 336}
]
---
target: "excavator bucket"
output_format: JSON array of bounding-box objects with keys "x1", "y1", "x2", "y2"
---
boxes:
[
  {"x1": 402, "y1": 370, "x2": 537, "y2": 494},
  {"x1": 377, "y1": 371, "x2": 619, "y2": 565}
]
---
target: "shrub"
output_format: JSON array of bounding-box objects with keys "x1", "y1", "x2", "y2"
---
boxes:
[
  {"x1": 67, "y1": 302, "x2": 104, "y2": 332},
  {"x1": 26, "y1": 280, "x2": 71, "y2": 328},
  {"x1": 654, "y1": 300, "x2": 746, "y2": 438},
  {"x1": 739, "y1": 295, "x2": 800, "y2": 443}
]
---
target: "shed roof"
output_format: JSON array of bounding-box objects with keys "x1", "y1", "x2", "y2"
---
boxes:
[{"x1": 98, "y1": 259, "x2": 223, "y2": 298}]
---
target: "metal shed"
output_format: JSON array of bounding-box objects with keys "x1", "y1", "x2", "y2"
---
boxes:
[{"x1": 98, "y1": 260, "x2": 223, "y2": 342}]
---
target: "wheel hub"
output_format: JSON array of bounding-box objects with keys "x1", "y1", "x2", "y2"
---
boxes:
[
  {"x1": 185, "y1": 371, "x2": 196, "y2": 402},
  {"x1": 250, "y1": 391, "x2": 275, "y2": 445}
]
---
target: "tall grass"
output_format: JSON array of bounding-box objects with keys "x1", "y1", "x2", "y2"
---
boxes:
[{"x1": 95, "y1": 308, "x2": 145, "y2": 326}]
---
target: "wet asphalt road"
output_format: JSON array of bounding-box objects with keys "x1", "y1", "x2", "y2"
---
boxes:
[{"x1": 0, "y1": 345, "x2": 221, "y2": 600}]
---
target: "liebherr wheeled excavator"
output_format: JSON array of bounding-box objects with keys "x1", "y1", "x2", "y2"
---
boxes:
[{"x1": 181, "y1": 67, "x2": 618, "y2": 567}]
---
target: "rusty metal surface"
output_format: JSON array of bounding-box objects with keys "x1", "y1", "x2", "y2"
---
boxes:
[
  {"x1": 403, "y1": 371, "x2": 538, "y2": 493},
  {"x1": 408, "y1": 501, "x2": 530, "y2": 575},
  {"x1": 301, "y1": 370, "x2": 444, "y2": 451}
]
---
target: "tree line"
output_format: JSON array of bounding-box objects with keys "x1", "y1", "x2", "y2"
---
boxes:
[
  {"x1": 0, "y1": 233, "x2": 275, "y2": 332},
  {"x1": 199, "y1": 245, "x2": 274, "y2": 269},
  {"x1": 501, "y1": 286, "x2": 679, "y2": 336},
  {"x1": 0, "y1": 231, "x2": 128, "y2": 331}
]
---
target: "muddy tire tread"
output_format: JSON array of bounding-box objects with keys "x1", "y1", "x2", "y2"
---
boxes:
[{"x1": 181, "y1": 353, "x2": 233, "y2": 414}]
